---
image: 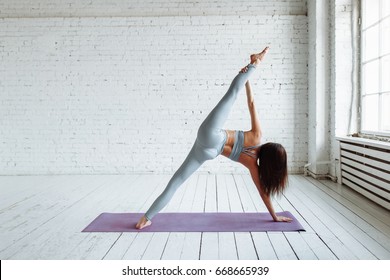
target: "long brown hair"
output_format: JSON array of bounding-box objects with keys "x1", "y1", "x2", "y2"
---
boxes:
[{"x1": 257, "y1": 142, "x2": 288, "y2": 196}]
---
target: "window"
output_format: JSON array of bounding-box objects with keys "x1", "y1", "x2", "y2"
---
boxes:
[{"x1": 361, "y1": 0, "x2": 390, "y2": 135}]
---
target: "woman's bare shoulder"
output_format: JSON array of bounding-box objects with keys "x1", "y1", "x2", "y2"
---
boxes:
[{"x1": 243, "y1": 130, "x2": 262, "y2": 146}]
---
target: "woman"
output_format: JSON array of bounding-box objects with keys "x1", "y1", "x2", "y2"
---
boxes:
[{"x1": 136, "y1": 47, "x2": 292, "y2": 229}]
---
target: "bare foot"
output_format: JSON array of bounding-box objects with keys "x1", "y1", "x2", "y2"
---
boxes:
[
  {"x1": 135, "y1": 215, "x2": 152, "y2": 229},
  {"x1": 250, "y1": 46, "x2": 269, "y2": 65}
]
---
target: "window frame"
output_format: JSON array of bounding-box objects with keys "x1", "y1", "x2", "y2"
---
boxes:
[{"x1": 360, "y1": 0, "x2": 390, "y2": 137}]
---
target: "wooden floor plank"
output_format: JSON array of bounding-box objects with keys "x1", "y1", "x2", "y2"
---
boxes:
[
  {"x1": 204, "y1": 175, "x2": 217, "y2": 212},
  {"x1": 241, "y1": 174, "x2": 268, "y2": 212},
  {"x1": 121, "y1": 233, "x2": 154, "y2": 260},
  {"x1": 0, "y1": 175, "x2": 116, "y2": 258},
  {"x1": 161, "y1": 232, "x2": 186, "y2": 260},
  {"x1": 65, "y1": 232, "x2": 120, "y2": 260},
  {"x1": 0, "y1": 175, "x2": 74, "y2": 210},
  {"x1": 241, "y1": 174, "x2": 284, "y2": 212},
  {"x1": 103, "y1": 233, "x2": 137, "y2": 260},
  {"x1": 199, "y1": 232, "x2": 218, "y2": 260},
  {"x1": 284, "y1": 232, "x2": 318, "y2": 260},
  {"x1": 202, "y1": 174, "x2": 219, "y2": 259},
  {"x1": 137, "y1": 175, "x2": 171, "y2": 213},
  {"x1": 0, "y1": 175, "x2": 89, "y2": 230},
  {"x1": 163, "y1": 174, "x2": 190, "y2": 213},
  {"x1": 225, "y1": 175, "x2": 243, "y2": 212},
  {"x1": 13, "y1": 175, "x2": 140, "y2": 259},
  {"x1": 291, "y1": 176, "x2": 377, "y2": 259},
  {"x1": 306, "y1": 177, "x2": 390, "y2": 240},
  {"x1": 98, "y1": 176, "x2": 165, "y2": 260},
  {"x1": 294, "y1": 176, "x2": 382, "y2": 259},
  {"x1": 277, "y1": 193, "x2": 314, "y2": 233},
  {"x1": 301, "y1": 177, "x2": 390, "y2": 258},
  {"x1": 251, "y1": 232, "x2": 278, "y2": 260},
  {"x1": 180, "y1": 232, "x2": 201, "y2": 260},
  {"x1": 267, "y1": 232, "x2": 297, "y2": 260},
  {"x1": 74, "y1": 175, "x2": 160, "y2": 260},
  {"x1": 235, "y1": 232, "x2": 258, "y2": 260},
  {"x1": 178, "y1": 177, "x2": 206, "y2": 260},
  {"x1": 283, "y1": 180, "x2": 357, "y2": 260},
  {"x1": 177, "y1": 177, "x2": 206, "y2": 260},
  {"x1": 218, "y1": 232, "x2": 238, "y2": 260},
  {"x1": 5, "y1": 175, "x2": 158, "y2": 259},
  {"x1": 0, "y1": 175, "x2": 58, "y2": 196},
  {"x1": 300, "y1": 233, "x2": 338, "y2": 260},
  {"x1": 231, "y1": 175, "x2": 260, "y2": 261},
  {"x1": 191, "y1": 175, "x2": 207, "y2": 212},
  {"x1": 277, "y1": 179, "x2": 338, "y2": 260},
  {"x1": 320, "y1": 177, "x2": 390, "y2": 224},
  {"x1": 178, "y1": 176, "x2": 198, "y2": 213},
  {"x1": 155, "y1": 175, "x2": 198, "y2": 261},
  {"x1": 234, "y1": 174, "x2": 257, "y2": 212},
  {"x1": 142, "y1": 233, "x2": 169, "y2": 260},
  {"x1": 216, "y1": 175, "x2": 231, "y2": 212}
]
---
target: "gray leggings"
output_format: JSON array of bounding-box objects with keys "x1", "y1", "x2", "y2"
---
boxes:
[{"x1": 145, "y1": 64, "x2": 256, "y2": 220}]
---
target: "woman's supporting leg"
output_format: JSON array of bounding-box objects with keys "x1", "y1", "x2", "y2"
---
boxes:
[
  {"x1": 198, "y1": 64, "x2": 257, "y2": 140},
  {"x1": 144, "y1": 142, "x2": 206, "y2": 221}
]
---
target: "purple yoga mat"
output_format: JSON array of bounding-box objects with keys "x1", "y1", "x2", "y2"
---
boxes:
[{"x1": 82, "y1": 211, "x2": 305, "y2": 232}]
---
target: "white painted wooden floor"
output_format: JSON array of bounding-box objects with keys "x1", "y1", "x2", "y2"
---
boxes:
[{"x1": 0, "y1": 174, "x2": 389, "y2": 260}]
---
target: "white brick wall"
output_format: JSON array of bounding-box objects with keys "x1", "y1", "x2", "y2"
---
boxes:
[
  {"x1": 0, "y1": 1, "x2": 308, "y2": 175},
  {"x1": 0, "y1": 0, "x2": 307, "y2": 17}
]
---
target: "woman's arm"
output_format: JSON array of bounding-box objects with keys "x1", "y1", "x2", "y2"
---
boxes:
[
  {"x1": 245, "y1": 81, "x2": 262, "y2": 138},
  {"x1": 249, "y1": 166, "x2": 292, "y2": 222}
]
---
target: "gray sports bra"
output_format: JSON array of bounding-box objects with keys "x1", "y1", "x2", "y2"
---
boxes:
[{"x1": 228, "y1": 130, "x2": 261, "y2": 162}]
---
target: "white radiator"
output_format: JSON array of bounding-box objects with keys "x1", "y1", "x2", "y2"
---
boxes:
[{"x1": 337, "y1": 137, "x2": 390, "y2": 210}]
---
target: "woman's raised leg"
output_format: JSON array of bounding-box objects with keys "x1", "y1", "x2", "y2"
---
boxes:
[
  {"x1": 198, "y1": 47, "x2": 268, "y2": 135},
  {"x1": 198, "y1": 64, "x2": 256, "y2": 136}
]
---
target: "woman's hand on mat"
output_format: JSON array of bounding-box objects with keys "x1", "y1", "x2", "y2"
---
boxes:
[{"x1": 275, "y1": 215, "x2": 293, "y2": 222}]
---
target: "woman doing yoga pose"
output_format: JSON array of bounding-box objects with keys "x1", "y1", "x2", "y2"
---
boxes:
[{"x1": 136, "y1": 47, "x2": 292, "y2": 229}]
